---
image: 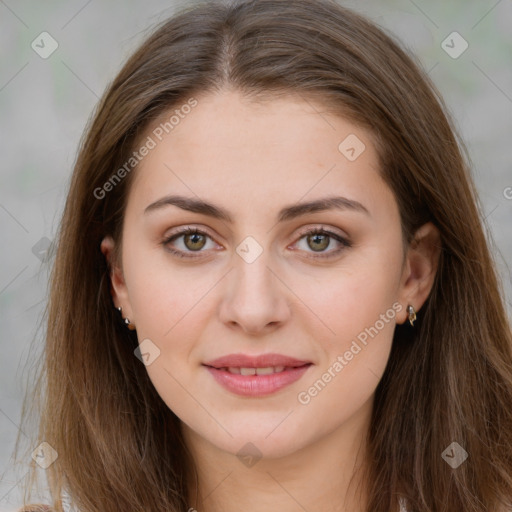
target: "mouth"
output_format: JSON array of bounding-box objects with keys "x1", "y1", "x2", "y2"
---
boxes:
[{"x1": 202, "y1": 354, "x2": 313, "y2": 397}]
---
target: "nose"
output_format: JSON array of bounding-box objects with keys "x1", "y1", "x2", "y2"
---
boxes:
[{"x1": 218, "y1": 248, "x2": 291, "y2": 335}]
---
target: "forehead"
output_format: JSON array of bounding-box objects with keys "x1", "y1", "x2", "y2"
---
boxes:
[{"x1": 126, "y1": 89, "x2": 393, "y2": 220}]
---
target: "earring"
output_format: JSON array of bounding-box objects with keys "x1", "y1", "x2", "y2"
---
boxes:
[
  {"x1": 116, "y1": 305, "x2": 136, "y2": 330},
  {"x1": 407, "y1": 305, "x2": 417, "y2": 326},
  {"x1": 124, "y1": 318, "x2": 136, "y2": 331}
]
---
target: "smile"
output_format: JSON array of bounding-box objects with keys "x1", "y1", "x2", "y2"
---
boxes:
[{"x1": 203, "y1": 354, "x2": 313, "y2": 397}]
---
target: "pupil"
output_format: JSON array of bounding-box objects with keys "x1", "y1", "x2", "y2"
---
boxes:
[
  {"x1": 186, "y1": 233, "x2": 205, "y2": 250},
  {"x1": 310, "y1": 234, "x2": 328, "y2": 251}
]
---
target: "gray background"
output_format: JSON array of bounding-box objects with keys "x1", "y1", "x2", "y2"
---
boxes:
[{"x1": 1, "y1": 0, "x2": 511, "y2": 509}]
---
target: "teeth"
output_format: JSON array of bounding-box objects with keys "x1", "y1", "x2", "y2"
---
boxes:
[
  {"x1": 256, "y1": 367, "x2": 274, "y2": 375},
  {"x1": 226, "y1": 366, "x2": 287, "y2": 375}
]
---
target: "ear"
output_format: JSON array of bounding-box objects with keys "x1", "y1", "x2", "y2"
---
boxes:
[
  {"x1": 396, "y1": 222, "x2": 441, "y2": 325},
  {"x1": 101, "y1": 236, "x2": 134, "y2": 320}
]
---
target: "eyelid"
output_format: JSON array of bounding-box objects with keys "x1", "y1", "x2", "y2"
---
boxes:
[{"x1": 293, "y1": 224, "x2": 348, "y2": 241}]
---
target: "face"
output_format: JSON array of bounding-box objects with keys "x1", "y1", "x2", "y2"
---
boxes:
[{"x1": 103, "y1": 89, "x2": 431, "y2": 461}]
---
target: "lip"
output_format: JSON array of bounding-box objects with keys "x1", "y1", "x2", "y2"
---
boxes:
[{"x1": 203, "y1": 353, "x2": 313, "y2": 397}]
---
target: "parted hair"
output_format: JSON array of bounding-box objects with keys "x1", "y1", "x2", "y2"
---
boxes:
[{"x1": 13, "y1": 0, "x2": 512, "y2": 511}]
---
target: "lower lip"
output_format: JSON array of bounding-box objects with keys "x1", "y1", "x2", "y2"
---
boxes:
[{"x1": 204, "y1": 364, "x2": 312, "y2": 397}]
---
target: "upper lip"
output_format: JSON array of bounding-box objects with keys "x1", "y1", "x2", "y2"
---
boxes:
[{"x1": 203, "y1": 353, "x2": 312, "y2": 369}]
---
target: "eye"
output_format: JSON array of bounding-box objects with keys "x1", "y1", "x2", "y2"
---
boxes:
[
  {"x1": 161, "y1": 227, "x2": 218, "y2": 259},
  {"x1": 292, "y1": 226, "x2": 351, "y2": 259},
  {"x1": 161, "y1": 225, "x2": 351, "y2": 260}
]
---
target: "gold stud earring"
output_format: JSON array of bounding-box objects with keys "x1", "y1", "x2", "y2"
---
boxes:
[{"x1": 407, "y1": 305, "x2": 417, "y2": 326}]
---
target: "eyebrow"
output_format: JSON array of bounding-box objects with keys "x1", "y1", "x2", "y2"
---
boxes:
[{"x1": 144, "y1": 194, "x2": 370, "y2": 222}]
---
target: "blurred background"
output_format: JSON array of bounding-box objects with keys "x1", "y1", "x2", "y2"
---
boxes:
[{"x1": 1, "y1": 0, "x2": 511, "y2": 509}]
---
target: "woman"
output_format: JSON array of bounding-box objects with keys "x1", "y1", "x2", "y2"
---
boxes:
[{"x1": 14, "y1": 0, "x2": 512, "y2": 510}]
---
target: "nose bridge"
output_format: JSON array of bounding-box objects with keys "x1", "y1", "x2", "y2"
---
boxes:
[
  {"x1": 219, "y1": 237, "x2": 290, "y2": 332},
  {"x1": 232, "y1": 239, "x2": 279, "y2": 302}
]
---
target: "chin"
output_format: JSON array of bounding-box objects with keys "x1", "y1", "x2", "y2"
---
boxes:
[{"x1": 194, "y1": 417, "x2": 314, "y2": 461}]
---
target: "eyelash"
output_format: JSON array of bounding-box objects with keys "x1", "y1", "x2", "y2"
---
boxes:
[{"x1": 161, "y1": 226, "x2": 351, "y2": 260}]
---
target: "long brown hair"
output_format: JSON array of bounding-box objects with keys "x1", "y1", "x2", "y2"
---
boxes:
[{"x1": 14, "y1": 0, "x2": 512, "y2": 510}]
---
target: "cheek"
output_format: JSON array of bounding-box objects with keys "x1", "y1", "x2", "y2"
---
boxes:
[
  {"x1": 292, "y1": 246, "x2": 402, "y2": 402},
  {"x1": 295, "y1": 279, "x2": 399, "y2": 427},
  {"x1": 291, "y1": 251, "x2": 402, "y2": 345},
  {"x1": 123, "y1": 235, "x2": 211, "y2": 336},
  {"x1": 123, "y1": 251, "x2": 209, "y2": 416}
]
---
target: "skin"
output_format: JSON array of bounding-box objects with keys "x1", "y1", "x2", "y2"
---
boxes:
[{"x1": 102, "y1": 88, "x2": 440, "y2": 512}]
